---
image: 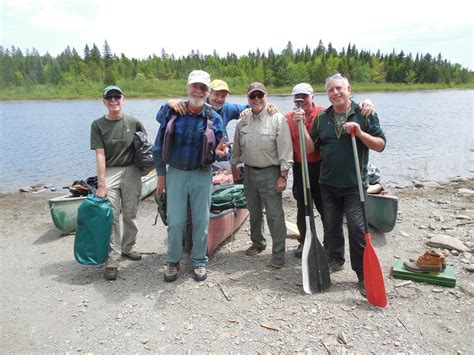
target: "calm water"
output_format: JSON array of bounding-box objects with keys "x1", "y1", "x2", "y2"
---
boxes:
[{"x1": 0, "y1": 90, "x2": 473, "y2": 192}]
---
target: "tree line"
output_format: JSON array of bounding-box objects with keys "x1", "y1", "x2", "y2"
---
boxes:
[{"x1": 0, "y1": 40, "x2": 471, "y2": 90}]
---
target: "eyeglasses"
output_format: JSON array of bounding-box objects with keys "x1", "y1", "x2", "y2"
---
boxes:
[
  {"x1": 104, "y1": 95, "x2": 123, "y2": 101},
  {"x1": 190, "y1": 83, "x2": 209, "y2": 92},
  {"x1": 248, "y1": 92, "x2": 265, "y2": 100}
]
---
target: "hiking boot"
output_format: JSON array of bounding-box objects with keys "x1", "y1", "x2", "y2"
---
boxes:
[
  {"x1": 244, "y1": 245, "x2": 266, "y2": 256},
  {"x1": 193, "y1": 266, "x2": 207, "y2": 282},
  {"x1": 122, "y1": 251, "x2": 142, "y2": 261},
  {"x1": 357, "y1": 280, "x2": 367, "y2": 298},
  {"x1": 294, "y1": 244, "x2": 303, "y2": 258},
  {"x1": 164, "y1": 263, "x2": 180, "y2": 282},
  {"x1": 329, "y1": 260, "x2": 345, "y2": 272},
  {"x1": 104, "y1": 267, "x2": 118, "y2": 281}
]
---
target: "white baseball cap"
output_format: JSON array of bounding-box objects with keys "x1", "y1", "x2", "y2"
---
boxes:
[
  {"x1": 187, "y1": 70, "x2": 211, "y2": 88},
  {"x1": 292, "y1": 83, "x2": 313, "y2": 96}
]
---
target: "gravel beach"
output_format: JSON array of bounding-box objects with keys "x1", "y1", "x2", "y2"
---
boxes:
[{"x1": 1, "y1": 178, "x2": 473, "y2": 353}]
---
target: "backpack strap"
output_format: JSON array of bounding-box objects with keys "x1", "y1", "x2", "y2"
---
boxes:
[{"x1": 162, "y1": 114, "x2": 178, "y2": 162}]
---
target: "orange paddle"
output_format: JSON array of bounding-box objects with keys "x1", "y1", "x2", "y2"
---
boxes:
[{"x1": 351, "y1": 130, "x2": 387, "y2": 307}]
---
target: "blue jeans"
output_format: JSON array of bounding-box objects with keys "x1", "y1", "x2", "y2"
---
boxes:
[
  {"x1": 320, "y1": 183, "x2": 365, "y2": 280},
  {"x1": 166, "y1": 166, "x2": 212, "y2": 267}
]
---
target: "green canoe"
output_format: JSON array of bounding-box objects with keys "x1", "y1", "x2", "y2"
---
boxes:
[
  {"x1": 49, "y1": 171, "x2": 157, "y2": 233},
  {"x1": 366, "y1": 185, "x2": 398, "y2": 233}
]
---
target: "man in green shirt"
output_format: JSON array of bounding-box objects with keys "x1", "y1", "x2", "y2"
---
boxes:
[
  {"x1": 90, "y1": 85, "x2": 146, "y2": 281},
  {"x1": 310, "y1": 74, "x2": 386, "y2": 296}
]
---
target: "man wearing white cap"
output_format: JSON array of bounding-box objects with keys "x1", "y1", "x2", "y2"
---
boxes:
[
  {"x1": 289, "y1": 83, "x2": 375, "y2": 259},
  {"x1": 152, "y1": 70, "x2": 229, "y2": 282}
]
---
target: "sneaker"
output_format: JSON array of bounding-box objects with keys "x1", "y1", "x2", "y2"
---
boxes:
[
  {"x1": 244, "y1": 245, "x2": 266, "y2": 256},
  {"x1": 357, "y1": 280, "x2": 367, "y2": 298},
  {"x1": 328, "y1": 260, "x2": 345, "y2": 272},
  {"x1": 122, "y1": 251, "x2": 142, "y2": 261},
  {"x1": 294, "y1": 244, "x2": 303, "y2": 258},
  {"x1": 164, "y1": 263, "x2": 180, "y2": 282},
  {"x1": 104, "y1": 267, "x2": 118, "y2": 281},
  {"x1": 193, "y1": 266, "x2": 207, "y2": 281}
]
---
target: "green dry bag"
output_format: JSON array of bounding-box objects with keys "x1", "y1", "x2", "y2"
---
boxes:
[{"x1": 74, "y1": 195, "x2": 114, "y2": 265}]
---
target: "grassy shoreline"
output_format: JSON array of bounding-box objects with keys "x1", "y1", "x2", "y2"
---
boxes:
[{"x1": 1, "y1": 81, "x2": 473, "y2": 101}]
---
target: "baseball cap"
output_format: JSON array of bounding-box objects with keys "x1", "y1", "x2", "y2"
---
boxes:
[
  {"x1": 103, "y1": 85, "x2": 123, "y2": 97},
  {"x1": 210, "y1": 79, "x2": 230, "y2": 93},
  {"x1": 247, "y1": 82, "x2": 267, "y2": 95},
  {"x1": 187, "y1": 70, "x2": 211, "y2": 88},
  {"x1": 292, "y1": 83, "x2": 313, "y2": 96}
]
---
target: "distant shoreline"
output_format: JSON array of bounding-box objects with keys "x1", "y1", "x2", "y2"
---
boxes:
[{"x1": 1, "y1": 83, "x2": 473, "y2": 101}]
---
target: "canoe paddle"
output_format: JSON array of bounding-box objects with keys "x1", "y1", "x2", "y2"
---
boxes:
[
  {"x1": 296, "y1": 98, "x2": 331, "y2": 294},
  {"x1": 351, "y1": 130, "x2": 387, "y2": 307}
]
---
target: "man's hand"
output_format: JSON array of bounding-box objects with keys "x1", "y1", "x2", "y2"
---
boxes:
[
  {"x1": 293, "y1": 108, "x2": 305, "y2": 123},
  {"x1": 343, "y1": 122, "x2": 361, "y2": 136},
  {"x1": 167, "y1": 99, "x2": 187, "y2": 115},
  {"x1": 231, "y1": 164, "x2": 243, "y2": 182},
  {"x1": 156, "y1": 176, "x2": 166, "y2": 194},
  {"x1": 215, "y1": 137, "x2": 231, "y2": 157},
  {"x1": 96, "y1": 186, "x2": 107, "y2": 198},
  {"x1": 267, "y1": 103, "x2": 278, "y2": 115},
  {"x1": 239, "y1": 107, "x2": 252, "y2": 119},
  {"x1": 276, "y1": 176, "x2": 287, "y2": 193},
  {"x1": 358, "y1": 99, "x2": 375, "y2": 117}
]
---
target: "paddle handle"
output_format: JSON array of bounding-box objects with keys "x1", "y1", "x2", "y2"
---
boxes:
[
  {"x1": 296, "y1": 101, "x2": 312, "y2": 215},
  {"x1": 351, "y1": 130, "x2": 369, "y2": 233}
]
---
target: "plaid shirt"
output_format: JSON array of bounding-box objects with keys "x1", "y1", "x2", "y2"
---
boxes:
[{"x1": 152, "y1": 104, "x2": 224, "y2": 176}]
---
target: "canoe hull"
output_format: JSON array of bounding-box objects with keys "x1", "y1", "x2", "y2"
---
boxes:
[
  {"x1": 207, "y1": 208, "x2": 249, "y2": 256},
  {"x1": 366, "y1": 192, "x2": 398, "y2": 233},
  {"x1": 49, "y1": 171, "x2": 157, "y2": 233}
]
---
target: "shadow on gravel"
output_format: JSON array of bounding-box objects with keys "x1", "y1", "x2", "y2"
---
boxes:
[{"x1": 33, "y1": 227, "x2": 68, "y2": 245}]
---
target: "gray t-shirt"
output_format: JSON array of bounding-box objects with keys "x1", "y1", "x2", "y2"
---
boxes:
[{"x1": 90, "y1": 114, "x2": 146, "y2": 167}]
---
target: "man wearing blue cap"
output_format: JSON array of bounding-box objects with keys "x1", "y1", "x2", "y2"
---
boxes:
[{"x1": 91, "y1": 85, "x2": 146, "y2": 281}]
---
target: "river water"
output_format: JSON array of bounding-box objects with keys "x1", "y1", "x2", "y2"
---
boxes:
[{"x1": 0, "y1": 90, "x2": 472, "y2": 192}]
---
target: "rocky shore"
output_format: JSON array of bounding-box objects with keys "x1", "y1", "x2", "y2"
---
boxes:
[{"x1": 0, "y1": 177, "x2": 472, "y2": 353}]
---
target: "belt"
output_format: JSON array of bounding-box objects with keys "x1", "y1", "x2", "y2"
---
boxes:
[{"x1": 246, "y1": 165, "x2": 278, "y2": 170}]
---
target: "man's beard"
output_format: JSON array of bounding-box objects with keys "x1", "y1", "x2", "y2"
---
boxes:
[{"x1": 189, "y1": 96, "x2": 205, "y2": 107}]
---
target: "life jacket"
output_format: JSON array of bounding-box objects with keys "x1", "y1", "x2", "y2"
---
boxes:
[{"x1": 162, "y1": 103, "x2": 216, "y2": 167}]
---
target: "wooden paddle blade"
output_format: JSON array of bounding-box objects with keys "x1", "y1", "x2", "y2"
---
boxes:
[
  {"x1": 363, "y1": 233, "x2": 387, "y2": 307},
  {"x1": 302, "y1": 224, "x2": 331, "y2": 294}
]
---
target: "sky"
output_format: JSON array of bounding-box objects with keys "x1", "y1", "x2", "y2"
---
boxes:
[{"x1": 1, "y1": 0, "x2": 473, "y2": 70}]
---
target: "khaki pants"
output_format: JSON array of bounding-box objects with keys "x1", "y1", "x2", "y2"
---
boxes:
[{"x1": 105, "y1": 165, "x2": 142, "y2": 268}]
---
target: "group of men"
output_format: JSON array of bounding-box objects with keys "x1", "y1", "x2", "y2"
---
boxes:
[{"x1": 90, "y1": 69, "x2": 385, "y2": 297}]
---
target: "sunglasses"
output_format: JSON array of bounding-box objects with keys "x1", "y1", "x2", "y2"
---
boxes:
[
  {"x1": 104, "y1": 94, "x2": 123, "y2": 101},
  {"x1": 248, "y1": 92, "x2": 265, "y2": 100}
]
